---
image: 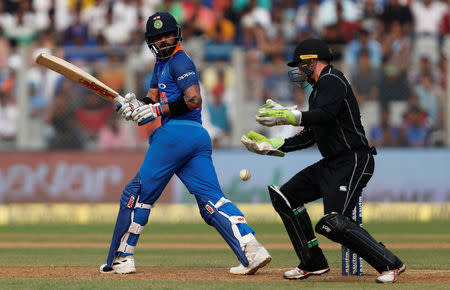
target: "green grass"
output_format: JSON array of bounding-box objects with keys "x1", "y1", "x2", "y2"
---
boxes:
[
  {"x1": 2, "y1": 279, "x2": 449, "y2": 290},
  {"x1": 0, "y1": 221, "x2": 448, "y2": 289}
]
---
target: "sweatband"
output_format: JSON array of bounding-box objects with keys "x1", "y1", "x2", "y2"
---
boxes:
[{"x1": 168, "y1": 96, "x2": 191, "y2": 115}]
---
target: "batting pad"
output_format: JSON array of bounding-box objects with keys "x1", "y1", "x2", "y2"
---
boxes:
[{"x1": 196, "y1": 196, "x2": 254, "y2": 266}]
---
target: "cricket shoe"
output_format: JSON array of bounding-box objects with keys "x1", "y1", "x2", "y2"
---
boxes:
[
  {"x1": 99, "y1": 255, "x2": 136, "y2": 274},
  {"x1": 375, "y1": 264, "x2": 406, "y2": 283},
  {"x1": 229, "y1": 239, "x2": 272, "y2": 275},
  {"x1": 283, "y1": 266, "x2": 330, "y2": 280}
]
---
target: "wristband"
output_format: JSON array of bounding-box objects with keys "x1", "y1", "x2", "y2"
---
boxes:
[
  {"x1": 168, "y1": 96, "x2": 191, "y2": 115},
  {"x1": 141, "y1": 97, "x2": 156, "y2": 104}
]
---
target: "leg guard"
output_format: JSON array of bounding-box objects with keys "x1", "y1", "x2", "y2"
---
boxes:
[
  {"x1": 106, "y1": 174, "x2": 152, "y2": 267},
  {"x1": 269, "y1": 185, "x2": 327, "y2": 270},
  {"x1": 315, "y1": 213, "x2": 403, "y2": 273},
  {"x1": 196, "y1": 196, "x2": 253, "y2": 266}
]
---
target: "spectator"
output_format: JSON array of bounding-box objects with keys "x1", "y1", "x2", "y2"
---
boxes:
[
  {"x1": 45, "y1": 93, "x2": 83, "y2": 150},
  {"x1": 345, "y1": 28, "x2": 382, "y2": 70},
  {"x1": 63, "y1": 3, "x2": 103, "y2": 61},
  {"x1": 370, "y1": 107, "x2": 401, "y2": 147},
  {"x1": 401, "y1": 107, "x2": 429, "y2": 147},
  {"x1": 2, "y1": 1, "x2": 38, "y2": 46},
  {"x1": 318, "y1": 0, "x2": 361, "y2": 31},
  {"x1": 411, "y1": 0, "x2": 447, "y2": 36},
  {"x1": 98, "y1": 114, "x2": 132, "y2": 151},
  {"x1": 183, "y1": 0, "x2": 215, "y2": 38},
  {"x1": 254, "y1": 5, "x2": 285, "y2": 59},
  {"x1": 408, "y1": 54, "x2": 442, "y2": 87},
  {"x1": 414, "y1": 73, "x2": 441, "y2": 126},
  {"x1": 207, "y1": 70, "x2": 231, "y2": 148},
  {"x1": 378, "y1": 63, "x2": 411, "y2": 108},
  {"x1": 28, "y1": 82, "x2": 48, "y2": 118},
  {"x1": 411, "y1": 0, "x2": 448, "y2": 63},
  {"x1": 428, "y1": 109, "x2": 446, "y2": 147},
  {"x1": 75, "y1": 93, "x2": 112, "y2": 141},
  {"x1": 351, "y1": 49, "x2": 381, "y2": 105},
  {"x1": 360, "y1": 0, "x2": 384, "y2": 37},
  {"x1": 80, "y1": 0, "x2": 108, "y2": 40},
  {"x1": 263, "y1": 53, "x2": 294, "y2": 104},
  {"x1": 381, "y1": 20, "x2": 412, "y2": 70},
  {"x1": 0, "y1": 83, "x2": 18, "y2": 142},
  {"x1": 380, "y1": 0, "x2": 413, "y2": 33},
  {"x1": 295, "y1": 0, "x2": 322, "y2": 38}
]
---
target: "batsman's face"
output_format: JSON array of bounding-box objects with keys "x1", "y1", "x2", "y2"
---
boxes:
[{"x1": 151, "y1": 32, "x2": 177, "y2": 52}]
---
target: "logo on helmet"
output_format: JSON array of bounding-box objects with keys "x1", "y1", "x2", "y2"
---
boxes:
[{"x1": 154, "y1": 20, "x2": 163, "y2": 29}]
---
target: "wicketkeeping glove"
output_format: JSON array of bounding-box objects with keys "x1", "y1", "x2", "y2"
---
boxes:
[
  {"x1": 241, "y1": 131, "x2": 285, "y2": 157},
  {"x1": 116, "y1": 93, "x2": 142, "y2": 121},
  {"x1": 131, "y1": 103, "x2": 162, "y2": 126},
  {"x1": 256, "y1": 99, "x2": 302, "y2": 127}
]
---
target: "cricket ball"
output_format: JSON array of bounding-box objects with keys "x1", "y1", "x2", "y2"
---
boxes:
[{"x1": 239, "y1": 169, "x2": 251, "y2": 181}]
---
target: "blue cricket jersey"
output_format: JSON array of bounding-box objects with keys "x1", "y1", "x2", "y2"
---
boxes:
[{"x1": 149, "y1": 46, "x2": 202, "y2": 125}]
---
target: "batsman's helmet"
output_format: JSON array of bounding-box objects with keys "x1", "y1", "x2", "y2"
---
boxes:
[
  {"x1": 145, "y1": 12, "x2": 182, "y2": 60},
  {"x1": 287, "y1": 38, "x2": 333, "y2": 88}
]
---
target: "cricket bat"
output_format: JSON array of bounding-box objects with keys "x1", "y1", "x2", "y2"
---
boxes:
[{"x1": 35, "y1": 53, "x2": 125, "y2": 104}]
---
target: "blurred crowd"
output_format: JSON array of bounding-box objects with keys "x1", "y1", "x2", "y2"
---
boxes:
[{"x1": 0, "y1": 0, "x2": 448, "y2": 150}]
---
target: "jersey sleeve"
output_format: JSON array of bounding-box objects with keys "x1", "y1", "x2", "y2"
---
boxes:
[
  {"x1": 301, "y1": 74, "x2": 347, "y2": 125},
  {"x1": 279, "y1": 126, "x2": 315, "y2": 152},
  {"x1": 169, "y1": 53, "x2": 199, "y2": 92}
]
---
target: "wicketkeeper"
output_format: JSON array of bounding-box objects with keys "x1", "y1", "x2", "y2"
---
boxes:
[{"x1": 242, "y1": 38, "x2": 405, "y2": 283}]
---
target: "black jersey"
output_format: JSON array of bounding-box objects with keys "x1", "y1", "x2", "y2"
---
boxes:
[{"x1": 280, "y1": 65, "x2": 370, "y2": 159}]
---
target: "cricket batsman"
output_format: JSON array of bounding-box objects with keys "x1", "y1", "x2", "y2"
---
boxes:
[{"x1": 99, "y1": 12, "x2": 271, "y2": 275}]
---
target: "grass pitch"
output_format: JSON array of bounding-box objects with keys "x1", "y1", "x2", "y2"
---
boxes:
[{"x1": 0, "y1": 221, "x2": 448, "y2": 289}]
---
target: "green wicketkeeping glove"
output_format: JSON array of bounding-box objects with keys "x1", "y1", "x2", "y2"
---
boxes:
[
  {"x1": 241, "y1": 131, "x2": 285, "y2": 157},
  {"x1": 256, "y1": 99, "x2": 302, "y2": 127}
]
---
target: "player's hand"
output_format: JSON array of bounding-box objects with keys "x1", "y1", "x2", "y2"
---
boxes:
[
  {"x1": 116, "y1": 93, "x2": 142, "y2": 121},
  {"x1": 131, "y1": 103, "x2": 162, "y2": 126},
  {"x1": 256, "y1": 99, "x2": 302, "y2": 127},
  {"x1": 241, "y1": 130, "x2": 285, "y2": 157}
]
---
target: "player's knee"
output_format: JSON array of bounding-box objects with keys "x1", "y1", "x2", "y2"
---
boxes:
[
  {"x1": 120, "y1": 174, "x2": 142, "y2": 208},
  {"x1": 315, "y1": 212, "x2": 349, "y2": 238}
]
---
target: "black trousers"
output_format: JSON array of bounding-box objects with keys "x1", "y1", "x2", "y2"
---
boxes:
[{"x1": 281, "y1": 148, "x2": 375, "y2": 216}]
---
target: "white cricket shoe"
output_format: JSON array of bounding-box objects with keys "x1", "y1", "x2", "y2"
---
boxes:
[
  {"x1": 283, "y1": 266, "x2": 330, "y2": 280},
  {"x1": 230, "y1": 239, "x2": 272, "y2": 275},
  {"x1": 99, "y1": 255, "x2": 136, "y2": 274},
  {"x1": 375, "y1": 264, "x2": 406, "y2": 283}
]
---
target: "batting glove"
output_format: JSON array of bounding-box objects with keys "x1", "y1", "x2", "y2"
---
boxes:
[
  {"x1": 241, "y1": 131, "x2": 285, "y2": 157},
  {"x1": 131, "y1": 103, "x2": 162, "y2": 126},
  {"x1": 256, "y1": 99, "x2": 302, "y2": 127},
  {"x1": 116, "y1": 93, "x2": 142, "y2": 121}
]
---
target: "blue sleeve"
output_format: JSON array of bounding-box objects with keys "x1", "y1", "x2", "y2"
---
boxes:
[
  {"x1": 150, "y1": 66, "x2": 158, "y2": 89},
  {"x1": 169, "y1": 54, "x2": 199, "y2": 92}
]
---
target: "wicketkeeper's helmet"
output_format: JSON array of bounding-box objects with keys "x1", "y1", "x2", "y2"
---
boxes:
[
  {"x1": 145, "y1": 12, "x2": 183, "y2": 60},
  {"x1": 287, "y1": 38, "x2": 333, "y2": 88}
]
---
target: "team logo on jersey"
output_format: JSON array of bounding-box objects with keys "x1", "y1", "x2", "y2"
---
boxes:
[
  {"x1": 158, "y1": 83, "x2": 166, "y2": 89},
  {"x1": 154, "y1": 19, "x2": 163, "y2": 29}
]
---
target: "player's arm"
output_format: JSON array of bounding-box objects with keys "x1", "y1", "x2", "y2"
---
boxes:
[
  {"x1": 301, "y1": 76, "x2": 346, "y2": 125},
  {"x1": 158, "y1": 83, "x2": 202, "y2": 115},
  {"x1": 141, "y1": 88, "x2": 160, "y2": 104},
  {"x1": 278, "y1": 127, "x2": 315, "y2": 152}
]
